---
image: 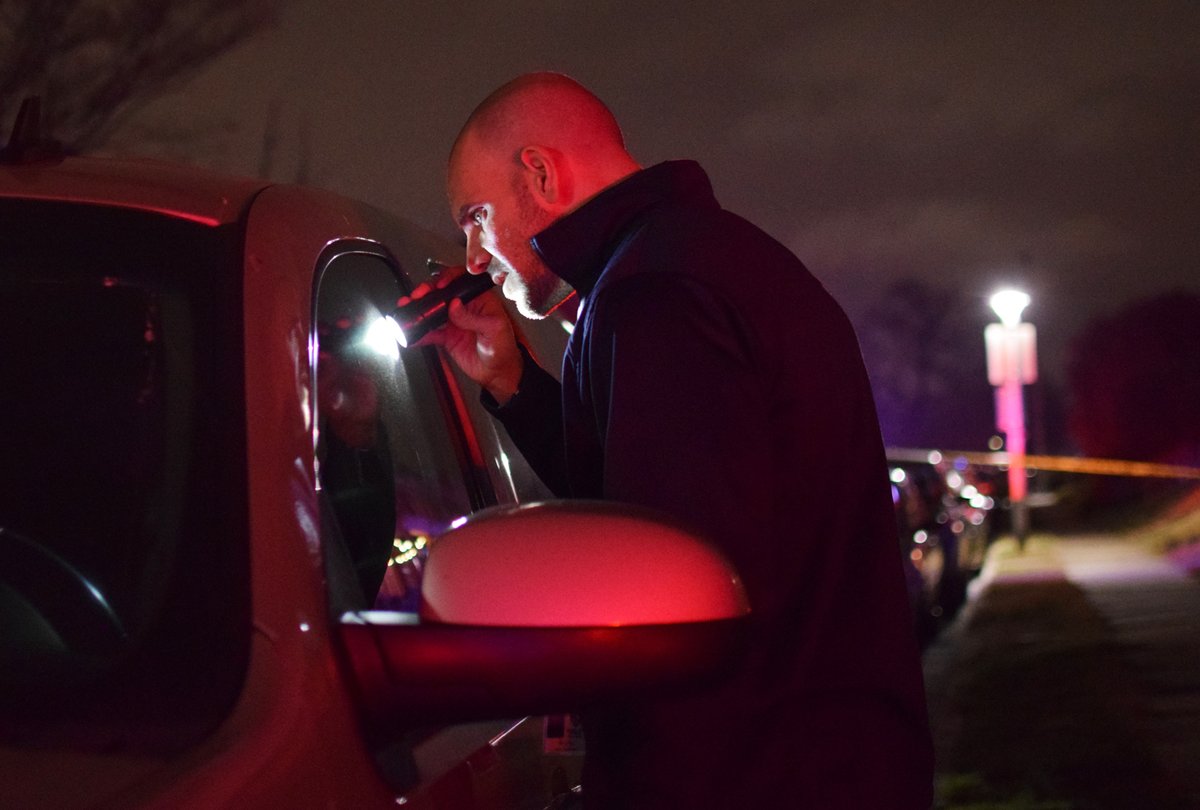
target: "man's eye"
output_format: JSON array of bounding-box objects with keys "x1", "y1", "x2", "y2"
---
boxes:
[{"x1": 471, "y1": 209, "x2": 486, "y2": 226}]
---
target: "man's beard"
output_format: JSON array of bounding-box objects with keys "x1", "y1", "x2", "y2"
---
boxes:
[
  {"x1": 493, "y1": 250, "x2": 573, "y2": 320},
  {"x1": 503, "y1": 187, "x2": 574, "y2": 319}
]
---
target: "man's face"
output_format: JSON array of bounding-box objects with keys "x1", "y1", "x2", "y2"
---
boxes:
[{"x1": 448, "y1": 138, "x2": 572, "y2": 319}]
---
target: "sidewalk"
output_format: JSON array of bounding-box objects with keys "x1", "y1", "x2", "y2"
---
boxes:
[{"x1": 922, "y1": 533, "x2": 1200, "y2": 809}]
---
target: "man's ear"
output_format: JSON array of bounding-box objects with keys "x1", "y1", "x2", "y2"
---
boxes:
[{"x1": 519, "y1": 146, "x2": 571, "y2": 208}]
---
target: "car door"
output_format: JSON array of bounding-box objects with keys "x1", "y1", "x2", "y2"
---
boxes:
[{"x1": 306, "y1": 215, "x2": 582, "y2": 808}]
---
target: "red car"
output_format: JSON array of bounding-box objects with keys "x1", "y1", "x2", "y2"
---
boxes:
[{"x1": 0, "y1": 105, "x2": 748, "y2": 809}]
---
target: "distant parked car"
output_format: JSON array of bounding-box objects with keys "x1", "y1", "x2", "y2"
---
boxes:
[
  {"x1": 891, "y1": 457, "x2": 995, "y2": 643},
  {"x1": 0, "y1": 102, "x2": 748, "y2": 809}
]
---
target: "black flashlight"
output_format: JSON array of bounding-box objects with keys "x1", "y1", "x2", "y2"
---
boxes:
[{"x1": 388, "y1": 261, "x2": 495, "y2": 347}]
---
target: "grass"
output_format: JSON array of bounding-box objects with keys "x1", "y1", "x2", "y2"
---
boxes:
[
  {"x1": 936, "y1": 772, "x2": 1072, "y2": 809},
  {"x1": 926, "y1": 577, "x2": 1181, "y2": 809},
  {"x1": 1131, "y1": 487, "x2": 1200, "y2": 555},
  {"x1": 926, "y1": 489, "x2": 1200, "y2": 808}
]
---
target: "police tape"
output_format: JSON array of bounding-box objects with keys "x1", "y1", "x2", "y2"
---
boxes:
[{"x1": 885, "y1": 448, "x2": 1200, "y2": 480}]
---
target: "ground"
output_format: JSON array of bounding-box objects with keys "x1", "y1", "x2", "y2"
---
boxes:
[{"x1": 923, "y1": 500, "x2": 1200, "y2": 810}]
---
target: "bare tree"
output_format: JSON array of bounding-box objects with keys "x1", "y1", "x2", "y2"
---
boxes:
[{"x1": 0, "y1": 0, "x2": 276, "y2": 151}]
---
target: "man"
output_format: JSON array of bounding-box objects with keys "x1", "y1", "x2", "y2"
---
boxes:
[{"x1": 424, "y1": 72, "x2": 934, "y2": 808}]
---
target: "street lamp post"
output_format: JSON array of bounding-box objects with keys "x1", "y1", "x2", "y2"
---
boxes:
[{"x1": 985, "y1": 290, "x2": 1037, "y2": 550}]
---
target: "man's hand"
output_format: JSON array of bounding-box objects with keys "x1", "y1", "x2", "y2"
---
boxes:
[{"x1": 399, "y1": 267, "x2": 524, "y2": 405}]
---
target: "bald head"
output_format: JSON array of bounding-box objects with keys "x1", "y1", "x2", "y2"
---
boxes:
[
  {"x1": 455, "y1": 73, "x2": 625, "y2": 157},
  {"x1": 449, "y1": 73, "x2": 639, "y2": 211},
  {"x1": 444, "y1": 75, "x2": 640, "y2": 319}
]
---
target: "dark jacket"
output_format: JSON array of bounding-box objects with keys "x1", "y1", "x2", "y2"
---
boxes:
[{"x1": 486, "y1": 161, "x2": 933, "y2": 809}]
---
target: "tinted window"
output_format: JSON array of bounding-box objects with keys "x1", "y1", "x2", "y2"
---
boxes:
[
  {"x1": 0, "y1": 200, "x2": 249, "y2": 751},
  {"x1": 314, "y1": 250, "x2": 479, "y2": 614}
]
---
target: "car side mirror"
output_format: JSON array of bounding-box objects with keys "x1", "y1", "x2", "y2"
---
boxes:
[{"x1": 337, "y1": 501, "x2": 750, "y2": 729}]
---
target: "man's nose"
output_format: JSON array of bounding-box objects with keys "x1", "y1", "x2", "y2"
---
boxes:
[{"x1": 465, "y1": 233, "x2": 492, "y2": 275}]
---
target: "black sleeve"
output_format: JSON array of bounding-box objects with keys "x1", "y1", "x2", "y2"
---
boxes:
[{"x1": 481, "y1": 343, "x2": 570, "y2": 497}]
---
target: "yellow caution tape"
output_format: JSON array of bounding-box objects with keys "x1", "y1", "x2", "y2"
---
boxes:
[{"x1": 885, "y1": 448, "x2": 1200, "y2": 480}]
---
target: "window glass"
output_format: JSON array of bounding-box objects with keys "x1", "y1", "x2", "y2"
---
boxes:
[
  {"x1": 314, "y1": 249, "x2": 587, "y2": 802},
  {"x1": 0, "y1": 200, "x2": 249, "y2": 749},
  {"x1": 314, "y1": 250, "x2": 475, "y2": 613}
]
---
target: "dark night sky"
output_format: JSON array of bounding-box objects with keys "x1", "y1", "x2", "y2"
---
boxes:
[{"x1": 113, "y1": 1, "x2": 1200, "y2": 395}]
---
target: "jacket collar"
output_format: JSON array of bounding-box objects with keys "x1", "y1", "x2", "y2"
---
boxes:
[{"x1": 531, "y1": 160, "x2": 717, "y2": 298}]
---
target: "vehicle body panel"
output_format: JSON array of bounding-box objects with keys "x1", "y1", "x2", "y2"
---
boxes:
[
  {"x1": 122, "y1": 185, "x2": 397, "y2": 807},
  {"x1": 0, "y1": 154, "x2": 743, "y2": 809},
  {"x1": 0, "y1": 158, "x2": 568, "y2": 809},
  {"x1": 0, "y1": 156, "x2": 266, "y2": 226}
]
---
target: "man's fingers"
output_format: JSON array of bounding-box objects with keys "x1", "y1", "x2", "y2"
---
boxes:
[
  {"x1": 431, "y1": 263, "x2": 467, "y2": 290},
  {"x1": 434, "y1": 271, "x2": 460, "y2": 290},
  {"x1": 396, "y1": 281, "x2": 432, "y2": 307},
  {"x1": 397, "y1": 265, "x2": 468, "y2": 306},
  {"x1": 447, "y1": 296, "x2": 501, "y2": 335}
]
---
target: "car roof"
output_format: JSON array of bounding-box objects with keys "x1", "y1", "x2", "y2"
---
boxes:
[{"x1": 0, "y1": 154, "x2": 271, "y2": 226}]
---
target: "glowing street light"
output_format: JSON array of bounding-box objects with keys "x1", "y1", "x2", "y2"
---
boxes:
[
  {"x1": 989, "y1": 289, "x2": 1030, "y2": 328},
  {"x1": 985, "y1": 289, "x2": 1037, "y2": 549}
]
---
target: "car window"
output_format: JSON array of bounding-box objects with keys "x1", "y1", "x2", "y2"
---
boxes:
[
  {"x1": 312, "y1": 246, "x2": 588, "y2": 803},
  {"x1": 314, "y1": 249, "x2": 479, "y2": 614},
  {"x1": 0, "y1": 200, "x2": 249, "y2": 750}
]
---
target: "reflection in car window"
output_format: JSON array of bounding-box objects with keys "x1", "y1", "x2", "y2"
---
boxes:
[
  {"x1": 0, "y1": 200, "x2": 249, "y2": 749},
  {"x1": 314, "y1": 251, "x2": 475, "y2": 613}
]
